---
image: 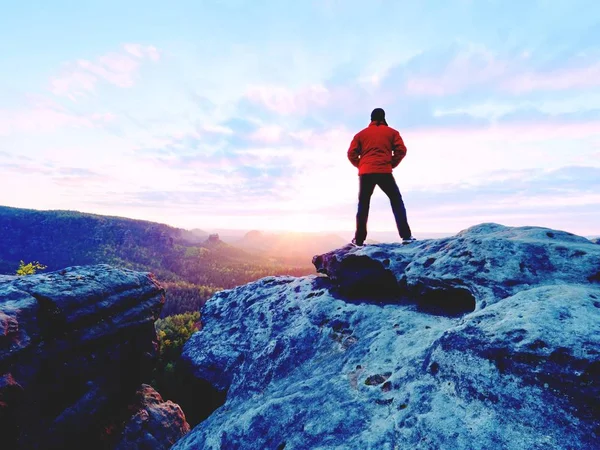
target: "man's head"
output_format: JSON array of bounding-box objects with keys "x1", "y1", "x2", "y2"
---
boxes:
[{"x1": 370, "y1": 108, "x2": 387, "y2": 126}]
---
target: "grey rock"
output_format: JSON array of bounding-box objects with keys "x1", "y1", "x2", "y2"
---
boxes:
[
  {"x1": 0, "y1": 264, "x2": 170, "y2": 449},
  {"x1": 314, "y1": 223, "x2": 600, "y2": 310},
  {"x1": 174, "y1": 224, "x2": 600, "y2": 450}
]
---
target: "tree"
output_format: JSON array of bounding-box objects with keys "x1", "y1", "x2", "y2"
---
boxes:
[
  {"x1": 152, "y1": 311, "x2": 208, "y2": 424},
  {"x1": 16, "y1": 260, "x2": 47, "y2": 276}
]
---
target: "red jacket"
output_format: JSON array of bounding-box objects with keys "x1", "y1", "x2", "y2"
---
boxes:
[{"x1": 347, "y1": 121, "x2": 407, "y2": 175}]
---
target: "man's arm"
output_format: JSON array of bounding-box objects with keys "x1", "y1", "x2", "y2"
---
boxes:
[
  {"x1": 391, "y1": 131, "x2": 407, "y2": 168},
  {"x1": 347, "y1": 134, "x2": 361, "y2": 168}
]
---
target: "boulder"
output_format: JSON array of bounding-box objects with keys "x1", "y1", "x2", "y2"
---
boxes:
[
  {"x1": 173, "y1": 224, "x2": 600, "y2": 450},
  {"x1": 0, "y1": 264, "x2": 188, "y2": 449},
  {"x1": 313, "y1": 223, "x2": 600, "y2": 310},
  {"x1": 115, "y1": 384, "x2": 190, "y2": 450}
]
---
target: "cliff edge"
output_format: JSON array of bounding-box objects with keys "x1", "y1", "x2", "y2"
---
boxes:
[
  {"x1": 174, "y1": 223, "x2": 600, "y2": 450},
  {"x1": 0, "y1": 264, "x2": 189, "y2": 449}
]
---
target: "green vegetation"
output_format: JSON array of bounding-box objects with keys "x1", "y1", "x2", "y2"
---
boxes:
[
  {"x1": 156, "y1": 312, "x2": 202, "y2": 361},
  {"x1": 152, "y1": 312, "x2": 218, "y2": 425},
  {"x1": 160, "y1": 281, "x2": 222, "y2": 317},
  {"x1": 16, "y1": 260, "x2": 47, "y2": 275},
  {"x1": 153, "y1": 312, "x2": 201, "y2": 394}
]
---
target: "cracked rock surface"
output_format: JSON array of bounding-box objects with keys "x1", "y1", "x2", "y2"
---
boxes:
[{"x1": 174, "y1": 224, "x2": 600, "y2": 450}]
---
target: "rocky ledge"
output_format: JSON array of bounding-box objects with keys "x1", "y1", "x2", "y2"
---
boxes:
[
  {"x1": 0, "y1": 264, "x2": 189, "y2": 450},
  {"x1": 174, "y1": 223, "x2": 600, "y2": 450}
]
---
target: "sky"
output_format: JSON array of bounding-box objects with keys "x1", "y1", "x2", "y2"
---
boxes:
[{"x1": 1, "y1": 0, "x2": 599, "y2": 236}]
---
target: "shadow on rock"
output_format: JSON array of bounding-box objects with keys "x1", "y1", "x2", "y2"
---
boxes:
[
  {"x1": 405, "y1": 277, "x2": 476, "y2": 317},
  {"x1": 311, "y1": 268, "x2": 476, "y2": 317},
  {"x1": 310, "y1": 276, "x2": 400, "y2": 306},
  {"x1": 313, "y1": 253, "x2": 400, "y2": 299},
  {"x1": 169, "y1": 357, "x2": 228, "y2": 427}
]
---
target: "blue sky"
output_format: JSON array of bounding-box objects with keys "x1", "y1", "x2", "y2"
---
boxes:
[{"x1": 1, "y1": 0, "x2": 599, "y2": 235}]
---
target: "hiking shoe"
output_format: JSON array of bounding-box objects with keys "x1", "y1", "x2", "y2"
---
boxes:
[
  {"x1": 401, "y1": 237, "x2": 417, "y2": 245},
  {"x1": 351, "y1": 238, "x2": 364, "y2": 248}
]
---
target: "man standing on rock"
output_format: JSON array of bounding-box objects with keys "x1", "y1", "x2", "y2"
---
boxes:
[{"x1": 347, "y1": 108, "x2": 415, "y2": 247}]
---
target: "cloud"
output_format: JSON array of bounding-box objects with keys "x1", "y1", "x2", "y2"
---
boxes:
[
  {"x1": 0, "y1": 159, "x2": 111, "y2": 183},
  {"x1": 52, "y1": 167, "x2": 112, "y2": 187},
  {"x1": 239, "y1": 42, "x2": 600, "y2": 136},
  {"x1": 50, "y1": 44, "x2": 160, "y2": 100},
  {"x1": 55, "y1": 167, "x2": 104, "y2": 177},
  {"x1": 502, "y1": 62, "x2": 600, "y2": 94},
  {"x1": 0, "y1": 161, "x2": 54, "y2": 175},
  {"x1": 245, "y1": 84, "x2": 330, "y2": 115},
  {"x1": 123, "y1": 43, "x2": 160, "y2": 61},
  {"x1": 91, "y1": 190, "x2": 291, "y2": 217},
  {"x1": 188, "y1": 90, "x2": 217, "y2": 112},
  {"x1": 134, "y1": 125, "x2": 299, "y2": 201},
  {"x1": 237, "y1": 43, "x2": 600, "y2": 142},
  {"x1": 402, "y1": 46, "x2": 508, "y2": 97},
  {"x1": 200, "y1": 124, "x2": 234, "y2": 135},
  {"x1": 222, "y1": 117, "x2": 260, "y2": 135},
  {"x1": 0, "y1": 101, "x2": 115, "y2": 135},
  {"x1": 396, "y1": 45, "x2": 600, "y2": 98},
  {"x1": 248, "y1": 125, "x2": 284, "y2": 143}
]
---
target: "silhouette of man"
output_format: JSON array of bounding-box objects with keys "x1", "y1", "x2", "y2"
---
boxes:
[{"x1": 347, "y1": 108, "x2": 415, "y2": 247}]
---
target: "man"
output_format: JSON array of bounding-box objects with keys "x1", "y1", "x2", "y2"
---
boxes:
[{"x1": 347, "y1": 108, "x2": 416, "y2": 247}]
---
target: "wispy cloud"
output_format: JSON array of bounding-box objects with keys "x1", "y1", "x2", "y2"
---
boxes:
[
  {"x1": 0, "y1": 161, "x2": 54, "y2": 175},
  {"x1": 402, "y1": 46, "x2": 508, "y2": 97},
  {"x1": 248, "y1": 125, "x2": 284, "y2": 143},
  {"x1": 123, "y1": 43, "x2": 160, "y2": 61},
  {"x1": 503, "y1": 62, "x2": 600, "y2": 94},
  {"x1": 52, "y1": 167, "x2": 113, "y2": 187},
  {"x1": 245, "y1": 84, "x2": 330, "y2": 115},
  {"x1": 0, "y1": 101, "x2": 114, "y2": 135},
  {"x1": 1, "y1": 159, "x2": 112, "y2": 182},
  {"x1": 411, "y1": 50, "x2": 600, "y2": 98},
  {"x1": 50, "y1": 44, "x2": 160, "y2": 100}
]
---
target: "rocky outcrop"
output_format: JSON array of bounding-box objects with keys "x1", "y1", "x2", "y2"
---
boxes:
[
  {"x1": 0, "y1": 264, "x2": 189, "y2": 450},
  {"x1": 115, "y1": 384, "x2": 190, "y2": 449},
  {"x1": 173, "y1": 224, "x2": 600, "y2": 450},
  {"x1": 313, "y1": 223, "x2": 600, "y2": 311}
]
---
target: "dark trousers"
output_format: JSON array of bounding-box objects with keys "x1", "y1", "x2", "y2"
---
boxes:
[{"x1": 354, "y1": 173, "x2": 412, "y2": 244}]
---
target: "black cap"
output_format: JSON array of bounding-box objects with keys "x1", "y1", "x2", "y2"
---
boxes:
[{"x1": 371, "y1": 108, "x2": 387, "y2": 125}]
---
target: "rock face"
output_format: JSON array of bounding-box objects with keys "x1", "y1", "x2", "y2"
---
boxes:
[
  {"x1": 115, "y1": 384, "x2": 190, "y2": 449},
  {"x1": 313, "y1": 223, "x2": 600, "y2": 311},
  {"x1": 0, "y1": 264, "x2": 189, "y2": 450},
  {"x1": 173, "y1": 224, "x2": 600, "y2": 450}
]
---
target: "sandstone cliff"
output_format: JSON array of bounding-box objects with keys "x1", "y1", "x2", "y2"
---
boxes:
[
  {"x1": 173, "y1": 224, "x2": 600, "y2": 450},
  {"x1": 0, "y1": 264, "x2": 189, "y2": 449}
]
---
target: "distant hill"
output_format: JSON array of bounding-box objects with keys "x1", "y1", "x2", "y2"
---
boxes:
[
  {"x1": 178, "y1": 228, "x2": 209, "y2": 244},
  {"x1": 235, "y1": 230, "x2": 347, "y2": 262},
  {"x1": 0, "y1": 205, "x2": 183, "y2": 277},
  {"x1": 0, "y1": 206, "x2": 314, "y2": 315}
]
